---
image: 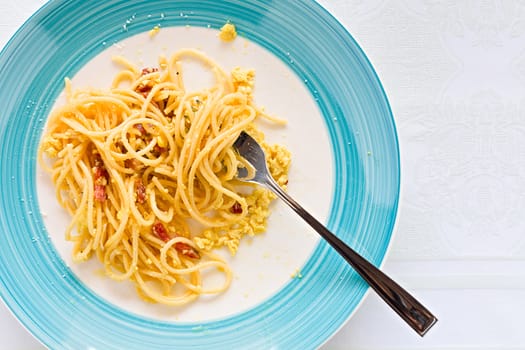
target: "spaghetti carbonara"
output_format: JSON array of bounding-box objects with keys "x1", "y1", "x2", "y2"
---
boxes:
[{"x1": 39, "y1": 49, "x2": 290, "y2": 305}]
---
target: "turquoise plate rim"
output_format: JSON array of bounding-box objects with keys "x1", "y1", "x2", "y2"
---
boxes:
[{"x1": 0, "y1": 1, "x2": 400, "y2": 349}]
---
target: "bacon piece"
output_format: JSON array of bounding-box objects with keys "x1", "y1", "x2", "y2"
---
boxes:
[
  {"x1": 94, "y1": 185, "x2": 106, "y2": 202},
  {"x1": 134, "y1": 123, "x2": 147, "y2": 135},
  {"x1": 152, "y1": 221, "x2": 171, "y2": 242},
  {"x1": 136, "y1": 85, "x2": 151, "y2": 94},
  {"x1": 93, "y1": 153, "x2": 103, "y2": 168},
  {"x1": 94, "y1": 166, "x2": 108, "y2": 181},
  {"x1": 230, "y1": 202, "x2": 243, "y2": 214},
  {"x1": 152, "y1": 221, "x2": 200, "y2": 259},
  {"x1": 141, "y1": 67, "x2": 158, "y2": 76},
  {"x1": 153, "y1": 145, "x2": 167, "y2": 155},
  {"x1": 124, "y1": 158, "x2": 143, "y2": 171},
  {"x1": 93, "y1": 153, "x2": 108, "y2": 202},
  {"x1": 135, "y1": 179, "x2": 146, "y2": 204},
  {"x1": 174, "y1": 242, "x2": 200, "y2": 259},
  {"x1": 136, "y1": 68, "x2": 159, "y2": 95}
]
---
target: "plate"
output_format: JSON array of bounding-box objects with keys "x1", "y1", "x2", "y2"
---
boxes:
[{"x1": 0, "y1": 1, "x2": 400, "y2": 349}]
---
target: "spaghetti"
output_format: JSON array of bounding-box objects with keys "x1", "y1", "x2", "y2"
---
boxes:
[{"x1": 39, "y1": 49, "x2": 290, "y2": 306}]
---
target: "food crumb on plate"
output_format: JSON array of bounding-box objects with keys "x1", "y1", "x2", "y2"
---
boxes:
[
  {"x1": 219, "y1": 22, "x2": 237, "y2": 42},
  {"x1": 291, "y1": 268, "x2": 303, "y2": 279},
  {"x1": 149, "y1": 25, "x2": 160, "y2": 38}
]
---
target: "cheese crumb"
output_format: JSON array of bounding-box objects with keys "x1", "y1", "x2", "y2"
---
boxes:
[
  {"x1": 219, "y1": 22, "x2": 237, "y2": 42},
  {"x1": 291, "y1": 269, "x2": 303, "y2": 279},
  {"x1": 149, "y1": 25, "x2": 160, "y2": 38},
  {"x1": 231, "y1": 67, "x2": 255, "y2": 98}
]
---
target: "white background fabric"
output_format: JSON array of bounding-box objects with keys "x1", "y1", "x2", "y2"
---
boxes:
[{"x1": 1, "y1": 1, "x2": 524, "y2": 348}]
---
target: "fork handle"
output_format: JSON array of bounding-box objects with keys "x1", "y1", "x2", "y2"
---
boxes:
[{"x1": 264, "y1": 178, "x2": 437, "y2": 336}]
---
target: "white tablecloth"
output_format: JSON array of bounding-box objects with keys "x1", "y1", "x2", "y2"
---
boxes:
[{"x1": 2, "y1": 1, "x2": 524, "y2": 349}]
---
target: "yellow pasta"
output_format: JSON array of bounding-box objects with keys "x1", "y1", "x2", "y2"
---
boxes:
[{"x1": 39, "y1": 49, "x2": 290, "y2": 306}]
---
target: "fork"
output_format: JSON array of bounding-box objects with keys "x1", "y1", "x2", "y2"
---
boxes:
[{"x1": 233, "y1": 131, "x2": 437, "y2": 336}]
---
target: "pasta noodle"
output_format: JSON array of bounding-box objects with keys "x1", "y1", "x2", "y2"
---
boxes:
[{"x1": 39, "y1": 49, "x2": 291, "y2": 306}]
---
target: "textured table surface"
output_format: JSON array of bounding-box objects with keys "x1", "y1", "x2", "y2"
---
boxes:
[{"x1": 2, "y1": 1, "x2": 524, "y2": 349}]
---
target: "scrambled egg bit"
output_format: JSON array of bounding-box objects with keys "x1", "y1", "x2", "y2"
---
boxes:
[
  {"x1": 231, "y1": 67, "x2": 255, "y2": 99},
  {"x1": 193, "y1": 140, "x2": 290, "y2": 255},
  {"x1": 193, "y1": 67, "x2": 291, "y2": 255},
  {"x1": 219, "y1": 22, "x2": 237, "y2": 42}
]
